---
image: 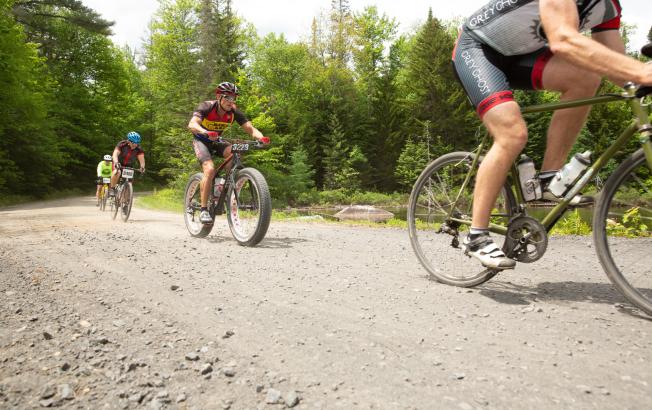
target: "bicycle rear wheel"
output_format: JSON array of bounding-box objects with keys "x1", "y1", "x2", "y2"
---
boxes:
[
  {"x1": 593, "y1": 149, "x2": 652, "y2": 315},
  {"x1": 184, "y1": 173, "x2": 213, "y2": 238},
  {"x1": 111, "y1": 187, "x2": 119, "y2": 220},
  {"x1": 226, "y1": 168, "x2": 271, "y2": 246},
  {"x1": 408, "y1": 151, "x2": 517, "y2": 286},
  {"x1": 120, "y1": 183, "x2": 133, "y2": 222}
]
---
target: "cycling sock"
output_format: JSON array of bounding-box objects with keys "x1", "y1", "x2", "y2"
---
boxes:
[
  {"x1": 469, "y1": 227, "x2": 489, "y2": 240},
  {"x1": 201, "y1": 207, "x2": 208, "y2": 212}
]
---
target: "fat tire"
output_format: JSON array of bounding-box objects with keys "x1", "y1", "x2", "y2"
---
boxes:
[
  {"x1": 184, "y1": 173, "x2": 213, "y2": 238},
  {"x1": 226, "y1": 168, "x2": 271, "y2": 246}
]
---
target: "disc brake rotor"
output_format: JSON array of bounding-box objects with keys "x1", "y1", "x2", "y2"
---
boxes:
[{"x1": 503, "y1": 216, "x2": 548, "y2": 263}]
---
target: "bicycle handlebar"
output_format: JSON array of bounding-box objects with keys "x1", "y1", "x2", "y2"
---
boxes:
[
  {"x1": 636, "y1": 86, "x2": 652, "y2": 99},
  {"x1": 641, "y1": 43, "x2": 652, "y2": 59}
]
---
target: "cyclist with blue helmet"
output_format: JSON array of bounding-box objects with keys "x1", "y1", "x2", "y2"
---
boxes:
[{"x1": 110, "y1": 131, "x2": 145, "y2": 196}]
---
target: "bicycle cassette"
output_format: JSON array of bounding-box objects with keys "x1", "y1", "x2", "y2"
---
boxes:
[{"x1": 503, "y1": 216, "x2": 548, "y2": 263}]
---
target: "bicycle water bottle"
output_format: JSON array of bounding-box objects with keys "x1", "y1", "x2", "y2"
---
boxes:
[
  {"x1": 547, "y1": 151, "x2": 592, "y2": 197},
  {"x1": 517, "y1": 155, "x2": 542, "y2": 201},
  {"x1": 213, "y1": 177, "x2": 225, "y2": 199}
]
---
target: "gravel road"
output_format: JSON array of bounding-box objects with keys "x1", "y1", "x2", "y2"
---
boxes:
[{"x1": 0, "y1": 197, "x2": 650, "y2": 409}]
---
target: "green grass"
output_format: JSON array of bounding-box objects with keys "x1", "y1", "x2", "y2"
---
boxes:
[{"x1": 136, "y1": 188, "x2": 184, "y2": 213}]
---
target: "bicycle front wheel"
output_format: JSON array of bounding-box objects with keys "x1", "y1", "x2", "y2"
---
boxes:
[
  {"x1": 593, "y1": 149, "x2": 652, "y2": 315},
  {"x1": 111, "y1": 188, "x2": 119, "y2": 220},
  {"x1": 120, "y1": 183, "x2": 133, "y2": 222},
  {"x1": 408, "y1": 151, "x2": 517, "y2": 287},
  {"x1": 100, "y1": 185, "x2": 108, "y2": 211},
  {"x1": 226, "y1": 168, "x2": 271, "y2": 246}
]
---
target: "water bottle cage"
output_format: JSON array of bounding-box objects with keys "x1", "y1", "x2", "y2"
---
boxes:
[{"x1": 524, "y1": 179, "x2": 542, "y2": 200}]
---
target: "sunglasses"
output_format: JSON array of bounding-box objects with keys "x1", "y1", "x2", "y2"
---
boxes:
[{"x1": 222, "y1": 95, "x2": 237, "y2": 102}]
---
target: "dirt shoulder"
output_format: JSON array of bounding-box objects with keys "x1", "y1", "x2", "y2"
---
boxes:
[{"x1": 0, "y1": 197, "x2": 650, "y2": 409}]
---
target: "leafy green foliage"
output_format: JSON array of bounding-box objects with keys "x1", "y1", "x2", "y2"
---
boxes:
[
  {"x1": 3, "y1": 0, "x2": 648, "y2": 208},
  {"x1": 394, "y1": 138, "x2": 430, "y2": 190},
  {"x1": 605, "y1": 207, "x2": 650, "y2": 238},
  {"x1": 551, "y1": 209, "x2": 592, "y2": 236}
]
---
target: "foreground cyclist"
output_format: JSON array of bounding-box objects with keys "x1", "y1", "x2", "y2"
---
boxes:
[
  {"x1": 452, "y1": 0, "x2": 652, "y2": 269},
  {"x1": 95, "y1": 154, "x2": 113, "y2": 205},
  {"x1": 110, "y1": 132, "x2": 145, "y2": 196},
  {"x1": 187, "y1": 81, "x2": 268, "y2": 224}
]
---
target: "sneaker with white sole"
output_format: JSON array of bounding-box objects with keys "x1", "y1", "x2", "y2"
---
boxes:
[
  {"x1": 541, "y1": 189, "x2": 593, "y2": 206},
  {"x1": 199, "y1": 210, "x2": 213, "y2": 224},
  {"x1": 463, "y1": 233, "x2": 516, "y2": 270}
]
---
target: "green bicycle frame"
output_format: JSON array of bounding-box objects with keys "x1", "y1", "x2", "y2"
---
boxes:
[{"x1": 449, "y1": 84, "x2": 652, "y2": 234}]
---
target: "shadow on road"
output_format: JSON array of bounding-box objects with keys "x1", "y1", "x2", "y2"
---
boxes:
[
  {"x1": 128, "y1": 219, "x2": 172, "y2": 224},
  {"x1": 204, "y1": 235, "x2": 309, "y2": 249},
  {"x1": 477, "y1": 280, "x2": 652, "y2": 320}
]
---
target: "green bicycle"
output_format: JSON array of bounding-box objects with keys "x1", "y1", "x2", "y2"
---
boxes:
[{"x1": 408, "y1": 48, "x2": 652, "y2": 315}]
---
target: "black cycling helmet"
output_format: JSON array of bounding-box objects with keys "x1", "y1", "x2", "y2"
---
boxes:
[{"x1": 216, "y1": 81, "x2": 239, "y2": 97}]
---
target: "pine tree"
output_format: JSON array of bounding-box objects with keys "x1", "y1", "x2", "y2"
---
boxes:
[
  {"x1": 328, "y1": 0, "x2": 352, "y2": 66},
  {"x1": 394, "y1": 138, "x2": 429, "y2": 190},
  {"x1": 401, "y1": 9, "x2": 478, "y2": 151},
  {"x1": 287, "y1": 147, "x2": 316, "y2": 204},
  {"x1": 322, "y1": 113, "x2": 348, "y2": 189}
]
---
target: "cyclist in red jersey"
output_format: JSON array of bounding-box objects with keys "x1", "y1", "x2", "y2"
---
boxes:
[
  {"x1": 187, "y1": 82, "x2": 268, "y2": 224},
  {"x1": 451, "y1": 0, "x2": 652, "y2": 270},
  {"x1": 109, "y1": 131, "x2": 145, "y2": 196}
]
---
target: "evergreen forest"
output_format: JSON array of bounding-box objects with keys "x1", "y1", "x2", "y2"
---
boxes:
[{"x1": 1, "y1": 0, "x2": 650, "y2": 206}]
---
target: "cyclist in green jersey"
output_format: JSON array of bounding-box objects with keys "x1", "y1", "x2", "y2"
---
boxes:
[{"x1": 96, "y1": 154, "x2": 113, "y2": 205}]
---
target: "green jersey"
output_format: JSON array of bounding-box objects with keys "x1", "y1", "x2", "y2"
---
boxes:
[{"x1": 97, "y1": 161, "x2": 112, "y2": 178}]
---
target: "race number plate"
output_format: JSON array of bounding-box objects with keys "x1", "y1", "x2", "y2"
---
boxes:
[
  {"x1": 102, "y1": 178, "x2": 111, "y2": 184},
  {"x1": 232, "y1": 143, "x2": 249, "y2": 152},
  {"x1": 121, "y1": 168, "x2": 135, "y2": 179}
]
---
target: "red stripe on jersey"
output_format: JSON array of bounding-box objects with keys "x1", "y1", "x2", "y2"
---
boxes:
[{"x1": 594, "y1": 0, "x2": 621, "y2": 30}]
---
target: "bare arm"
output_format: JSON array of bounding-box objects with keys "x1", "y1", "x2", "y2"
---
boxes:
[
  {"x1": 112, "y1": 147, "x2": 120, "y2": 165},
  {"x1": 187, "y1": 116, "x2": 207, "y2": 135},
  {"x1": 137, "y1": 153, "x2": 145, "y2": 171},
  {"x1": 241, "y1": 121, "x2": 264, "y2": 141},
  {"x1": 591, "y1": 30, "x2": 626, "y2": 86},
  {"x1": 540, "y1": 0, "x2": 652, "y2": 85}
]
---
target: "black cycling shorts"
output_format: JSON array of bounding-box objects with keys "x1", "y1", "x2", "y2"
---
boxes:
[
  {"x1": 192, "y1": 138, "x2": 228, "y2": 164},
  {"x1": 452, "y1": 29, "x2": 552, "y2": 118}
]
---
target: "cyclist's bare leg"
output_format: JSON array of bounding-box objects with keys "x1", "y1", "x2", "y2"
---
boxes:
[
  {"x1": 200, "y1": 159, "x2": 216, "y2": 208},
  {"x1": 110, "y1": 169, "x2": 120, "y2": 189},
  {"x1": 96, "y1": 184, "x2": 101, "y2": 199},
  {"x1": 472, "y1": 102, "x2": 528, "y2": 228},
  {"x1": 222, "y1": 145, "x2": 233, "y2": 173},
  {"x1": 540, "y1": 55, "x2": 601, "y2": 171}
]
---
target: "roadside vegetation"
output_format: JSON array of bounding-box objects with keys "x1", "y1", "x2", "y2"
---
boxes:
[{"x1": 2, "y1": 0, "x2": 650, "y2": 235}]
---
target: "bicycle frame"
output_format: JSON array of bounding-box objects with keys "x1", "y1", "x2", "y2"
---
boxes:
[
  {"x1": 210, "y1": 147, "x2": 247, "y2": 215},
  {"x1": 448, "y1": 83, "x2": 652, "y2": 235}
]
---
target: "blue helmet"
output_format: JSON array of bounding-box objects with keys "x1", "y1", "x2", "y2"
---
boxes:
[{"x1": 127, "y1": 131, "x2": 141, "y2": 144}]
